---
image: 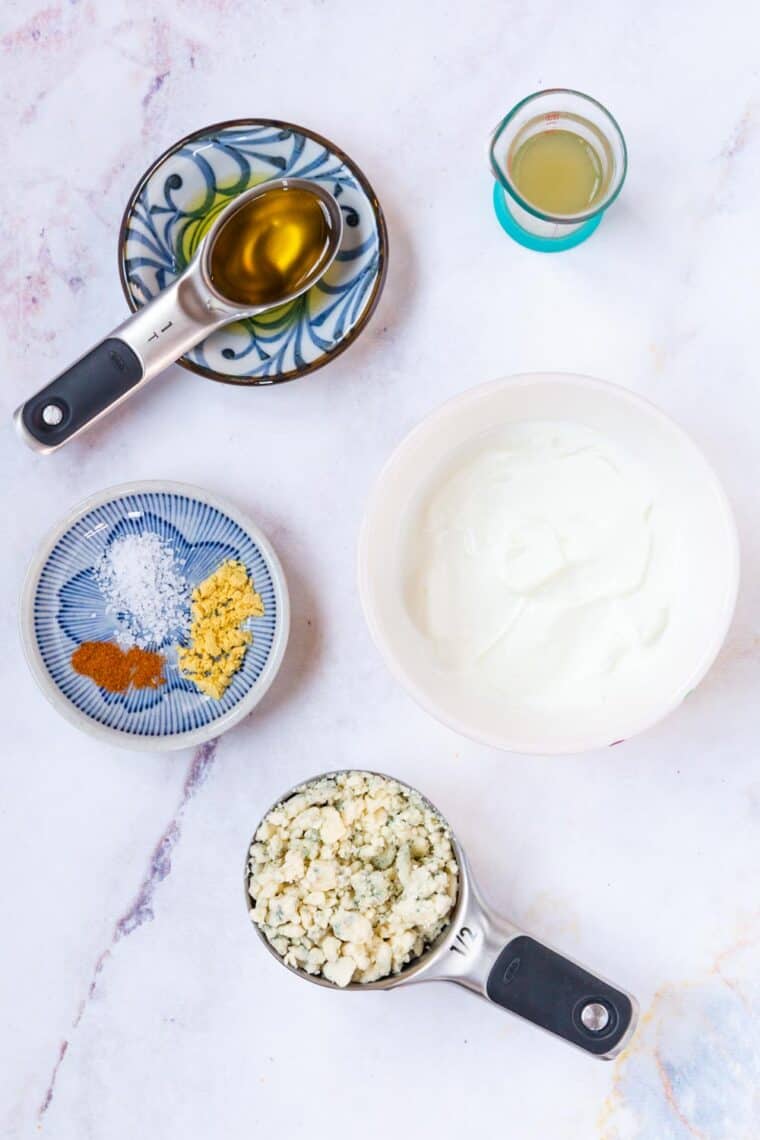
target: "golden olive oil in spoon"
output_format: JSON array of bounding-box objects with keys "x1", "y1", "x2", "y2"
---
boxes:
[{"x1": 209, "y1": 185, "x2": 334, "y2": 307}]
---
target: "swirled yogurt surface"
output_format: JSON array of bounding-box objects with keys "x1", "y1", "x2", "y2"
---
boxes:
[{"x1": 404, "y1": 421, "x2": 674, "y2": 711}]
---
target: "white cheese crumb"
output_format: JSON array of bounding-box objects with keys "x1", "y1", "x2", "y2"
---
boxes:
[{"x1": 247, "y1": 772, "x2": 458, "y2": 987}]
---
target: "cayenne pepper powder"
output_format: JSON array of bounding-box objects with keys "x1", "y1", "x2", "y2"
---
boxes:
[{"x1": 71, "y1": 641, "x2": 166, "y2": 692}]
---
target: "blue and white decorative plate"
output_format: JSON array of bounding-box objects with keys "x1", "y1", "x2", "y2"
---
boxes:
[
  {"x1": 118, "y1": 119, "x2": 388, "y2": 384},
  {"x1": 20, "y1": 482, "x2": 290, "y2": 751}
]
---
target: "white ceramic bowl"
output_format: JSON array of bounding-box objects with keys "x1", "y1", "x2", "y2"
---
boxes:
[
  {"x1": 20, "y1": 481, "x2": 290, "y2": 752},
  {"x1": 358, "y1": 373, "x2": 739, "y2": 754}
]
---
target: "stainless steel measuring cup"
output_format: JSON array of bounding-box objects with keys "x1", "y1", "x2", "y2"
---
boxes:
[
  {"x1": 15, "y1": 177, "x2": 343, "y2": 454},
  {"x1": 244, "y1": 770, "x2": 637, "y2": 1058}
]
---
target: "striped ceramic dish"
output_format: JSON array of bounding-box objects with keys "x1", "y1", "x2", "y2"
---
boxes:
[
  {"x1": 118, "y1": 119, "x2": 388, "y2": 385},
  {"x1": 20, "y1": 482, "x2": 289, "y2": 751}
]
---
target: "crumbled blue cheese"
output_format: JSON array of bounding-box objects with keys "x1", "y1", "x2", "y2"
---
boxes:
[{"x1": 247, "y1": 771, "x2": 458, "y2": 986}]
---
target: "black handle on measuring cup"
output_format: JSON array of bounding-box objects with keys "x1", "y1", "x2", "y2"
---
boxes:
[
  {"x1": 16, "y1": 337, "x2": 143, "y2": 452},
  {"x1": 485, "y1": 935, "x2": 635, "y2": 1057}
]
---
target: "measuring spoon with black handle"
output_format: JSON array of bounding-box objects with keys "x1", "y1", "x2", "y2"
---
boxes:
[{"x1": 15, "y1": 178, "x2": 343, "y2": 454}]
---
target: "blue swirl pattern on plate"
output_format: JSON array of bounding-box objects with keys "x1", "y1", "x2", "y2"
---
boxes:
[
  {"x1": 120, "y1": 121, "x2": 386, "y2": 383},
  {"x1": 33, "y1": 490, "x2": 277, "y2": 737}
]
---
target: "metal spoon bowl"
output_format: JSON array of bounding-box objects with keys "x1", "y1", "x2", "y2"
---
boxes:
[
  {"x1": 16, "y1": 177, "x2": 343, "y2": 453},
  {"x1": 244, "y1": 769, "x2": 638, "y2": 1058}
]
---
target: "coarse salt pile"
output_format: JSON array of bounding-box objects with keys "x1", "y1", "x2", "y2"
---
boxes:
[{"x1": 96, "y1": 532, "x2": 188, "y2": 648}]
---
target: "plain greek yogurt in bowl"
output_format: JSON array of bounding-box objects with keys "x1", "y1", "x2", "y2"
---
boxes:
[
  {"x1": 358, "y1": 374, "x2": 739, "y2": 754},
  {"x1": 404, "y1": 419, "x2": 674, "y2": 712}
]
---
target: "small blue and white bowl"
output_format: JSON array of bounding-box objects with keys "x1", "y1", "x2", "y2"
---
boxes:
[
  {"x1": 20, "y1": 482, "x2": 290, "y2": 751},
  {"x1": 118, "y1": 119, "x2": 388, "y2": 384}
]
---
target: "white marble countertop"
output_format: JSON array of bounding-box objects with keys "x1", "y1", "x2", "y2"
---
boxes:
[{"x1": 2, "y1": 1, "x2": 759, "y2": 1137}]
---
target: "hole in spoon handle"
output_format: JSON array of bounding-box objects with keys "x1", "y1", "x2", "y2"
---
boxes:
[
  {"x1": 16, "y1": 337, "x2": 143, "y2": 453},
  {"x1": 485, "y1": 935, "x2": 636, "y2": 1057}
]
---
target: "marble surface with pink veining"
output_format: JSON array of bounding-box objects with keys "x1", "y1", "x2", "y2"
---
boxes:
[{"x1": 2, "y1": 2, "x2": 760, "y2": 1137}]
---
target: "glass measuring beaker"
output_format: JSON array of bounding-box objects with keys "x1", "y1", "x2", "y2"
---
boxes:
[{"x1": 489, "y1": 89, "x2": 627, "y2": 252}]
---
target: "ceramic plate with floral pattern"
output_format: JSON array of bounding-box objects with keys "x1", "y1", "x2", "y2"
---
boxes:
[
  {"x1": 20, "y1": 482, "x2": 289, "y2": 751},
  {"x1": 118, "y1": 120, "x2": 388, "y2": 384}
]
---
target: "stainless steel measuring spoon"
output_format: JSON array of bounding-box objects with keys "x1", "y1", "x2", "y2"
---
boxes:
[
  {"x1": 244, "y1": 770, "x2": 637, "y2": 1058},
  {"x1": 15, "y1": 177, "x2": 343, "y2": 454}
]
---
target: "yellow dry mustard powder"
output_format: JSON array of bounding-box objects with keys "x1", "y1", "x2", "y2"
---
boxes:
[{"x1": 178, "y1": 559, "x2": 264, "y2": 699}]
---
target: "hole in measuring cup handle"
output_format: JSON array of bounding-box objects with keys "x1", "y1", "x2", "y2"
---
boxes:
[
  {"x1": 39, "y1": 400, "x2": 68, "y2": 429},
  {"x1": 573, "y1": 996, "x2": 618, "y2": 1039},
  {"x1": 21, "y1": 393, "x2": 72, "y2": 443}
]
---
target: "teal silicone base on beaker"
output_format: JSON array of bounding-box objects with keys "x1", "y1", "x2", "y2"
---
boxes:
[{"x1": 492, "y1": 183, "x2": 603, "y2": 252}]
